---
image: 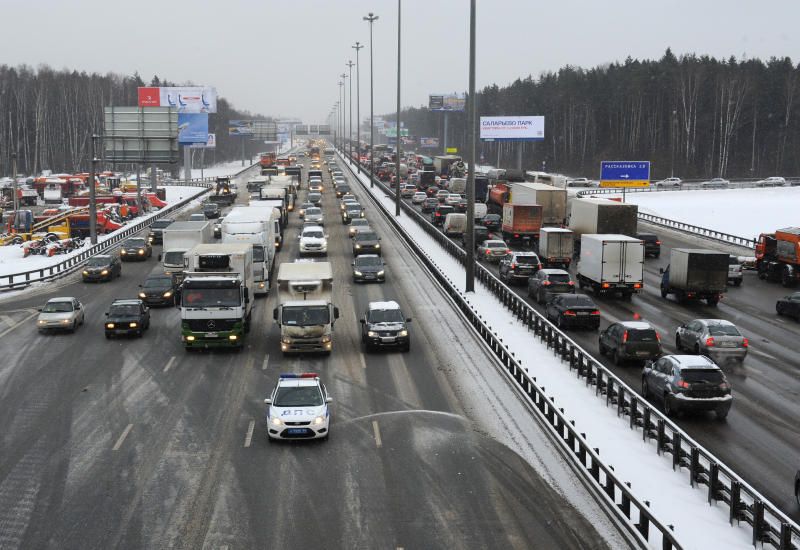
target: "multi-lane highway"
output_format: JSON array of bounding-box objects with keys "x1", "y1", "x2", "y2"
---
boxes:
[
  {"x1": 392, "y1": 178, "x2": 800, "y2": 520},
  {"x1": 0, "y1": 157, "x2": 637, "y2": 548}
]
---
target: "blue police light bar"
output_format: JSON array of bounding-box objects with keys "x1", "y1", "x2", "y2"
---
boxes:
[{"x1": 279, "y1": 373, "x2": 319, "y2": 379}]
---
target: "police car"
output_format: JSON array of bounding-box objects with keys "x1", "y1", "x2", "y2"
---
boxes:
[{"x1": 264, "y1": 373, "x2": 332, "y2": 441}]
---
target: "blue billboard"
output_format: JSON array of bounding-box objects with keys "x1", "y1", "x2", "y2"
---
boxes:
[{"x1": 178, "y1": 113, "x2": 209, "y2": 144}]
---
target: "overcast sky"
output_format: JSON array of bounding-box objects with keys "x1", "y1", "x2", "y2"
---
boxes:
[{"x1": 5, "y1": 0, "x2": 800, "y2": 124}]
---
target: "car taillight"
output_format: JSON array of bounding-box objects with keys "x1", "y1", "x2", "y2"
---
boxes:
[
  {"x1": 564, "y1": 310, "x2": 576, "y2": 316},
  {"x1": 705, "y1": 337, "x2": 715, "y2": 347},
  {"x1": 633, "y1": 283, "x2": 642, "y2": 289},
  {"x1": 485, "y1": 249, "x2": 491, "y2": 255},
  {"x1": 677, "y1": 380, "x2": 690, "y2": 389},
  {"x1": 719, "y1": 382, "x2": 730, "y2": 390},
  {"x1": 542, "y1": 281, "x2": 551, "y2": 286},
  {"x1": 590, "y1": 310, "x2": 600, "y2": 315},
  {"x1": 538, "y1": 263, "x2": 543, "y2": 270},
  {"x1": 567, "y1": 281, "x2": 575, "y2": 286},
  {"x1": 435, "y1": 212, "x2": 441, "y2": 216},
  {"x1": 656, "y1": 332, "x2": 661, "y2": 342},
  {"x1": 742, "y1": 338, "x2": 749, "y2": 348},
  {"x1": 601, "y1": 283, "x2": 610, "y2": 289},
  {"x1": 514, "y1": 234, "x2": 520, "y2": 238},
  {"x1": 655, "y1": 241, "x2": 662, "y2": 245},
  {"x1": 504, "y1": 249, "x2": 510, "y2": 254},
  {"x1": 622, "y1": 330, "x2": 629, "y2": 343},
  {"x1": 511, "y1": 263, "x2": 517, "y2": 269}
]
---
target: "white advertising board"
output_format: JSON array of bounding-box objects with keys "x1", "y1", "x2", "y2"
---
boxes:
[{"x1": 480, "y1": 116, "x2": 544, "y2": 142}]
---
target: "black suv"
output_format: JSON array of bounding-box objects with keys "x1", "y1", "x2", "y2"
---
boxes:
[
  {"x1": 82, "y1": 254, "x2": 122, "y2": 282},
  {"x1": 636, "y1": 233, "x2": 661, "y2": 258},
  {"x1": 353, "y1": 231, "x2": 381, "y2": 256},
  {"x1": 498, "y1": 251, "x2": 542, "y2": 284},
  {"x1": 203, "y1": 202, "x2": 221, "y2": 219},
  {"x1": 545, "y1": 294, "x2": 600, "y2": 330},
  {"x1": 599, "y1": 321, "x2": 662, "y2": 365},
  {"x1": 641, "y1": 355, "x2": 732, "y2": 419},
  {"x1": 104, "y1": 299, "x2": 151, "y2": 338},
  {"x1": 335, "y1": 184, "x2": 351, "y2": 198},
  {"x1": 431, "y1": 205, "x2": 455, "y2": 226},
  {"x1": 360, "y1": 301, "x2": 411, "y2": 352},
  {"x1": 120, "y1": 237, "x2": 152, "y2": 261},
  {"x1": 139, "y1": 274, "x2": 176, "y2": 306},
  {"x1": 147, "y1": 218, "x2": 174, "y2": 245}
]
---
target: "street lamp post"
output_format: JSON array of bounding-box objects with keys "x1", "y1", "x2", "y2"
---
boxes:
[
  {"x1": 340, "y1": 73, "x2": 347, "y2": 151},
  {"x1": 395, "y1": 0, "x2": 401, "y2": 216},
  {"x1": 11, "y1": 152, "x2": 18, "y2": 214},
  {"x1": 353, "y1": 41, "x2": 364, "y2": 173},
  {"x1": 347, "y1": 60, "x2": 354, "y2": 164},
  {"x1": 363, "y1": 12, "x2": 379, "y2": 187},
  {"x1": 465, "y1": 0, "x2": 477, "y2": 292}
]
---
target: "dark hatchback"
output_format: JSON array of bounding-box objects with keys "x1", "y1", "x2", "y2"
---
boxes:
[
  {"x1": 431, "y1": 205, "x2": 455, "y2": 226},
  {"x1": 120, "y1": 237, "x2": 152, "y2": 261},
  {"x1": 545, "y1": 294, "x2": 601, "y2": 330},
  {"x1": 776, "y1": 292, "x2": 800, "y2": 321},
  {"x1": 105, "y1": 299, "x2": 151, "y2": 338},
  {"x1": 82, "y1": 255, "x2": 121, "y2": 282},
  {"x1": 642, "y1": 355, "x2": 732, "y2": 419},
  {"x1": 636, "y1": 233, "x2": 661, "y2": 258},
  {"x1": 421, "y1": 197, "x2": 439, "y2": 213},
  {"x1": 203, "y1": 202, "x2": 221, "y2": 218},
  {"x1": 147, "y1": 218, "x2": 174, "y2": 244},
  {"x1": 138, "y1": 274, "x2": 176, "y2": 306},
  {"x1": 352, "y1": 255, "x2": 385, "y2": 283},
  {"x1": 335, "y1": 184, "x2": 351, "y2": 198},
  {"x1": 353, "y1": 231, "x2": 381, "y2": 256},
  {"x1": 599, "y1": 321, "x2": 662, "y2": 365},
  {"x1": 360, "y1": 302, "x2": 411, "y2": 352},
  {"x1": 482, "y1": 214, "x2": 501, "y2": 231}
]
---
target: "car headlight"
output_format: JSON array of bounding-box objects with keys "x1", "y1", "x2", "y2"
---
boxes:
[
  {"x1": 354, "y1": 270, "x2": 363, "y2": 276},
  {"x1": 138, "y1": 249, "x2": 145, "y2": 255},
  {"x1": 129, "y1": 322, "x2": 138, "y2": 328},
  {"x1": 101, "y1": 270, "x2": 109, "y2": 275},
  {"x1": 355, "y1": 244, "x2": 361, "y2": 249},
  {"x1": 61, "y1": 319, "x2": 71, "y2": 325},
  {"x1": 321, "y1": 335, "x2": 331, "y2": 343},
  {"x1": 139, "y1": 292, "x2": 147, "y2": 299},
  {"x1": 374, "y1": 244, "x2": 380, "y2": 249},
  {"x1": 399, "y1": 329, "x2": 408, "y2": 337},
  {"x1": 377, "y1": 270, "x2": 384, "y2": 277},
  {"x1": 229, "y1": 335, "x2": 238, "y2": 341},
  {"x1": 163, "y1": 291, "x2": 172, "y2": 298},
  {"x1": 38, "y1": 319, "x2": 46, "y2": 325},
  {"x1": 367, "y1": 331, "x2": 377, "y2": 337},
  {"x1": 106, "y1": 323, "x2": 115, "y2": 329},
  {"x1": 270, "y1": 416, "x2": 283, "y2": 426},
  {"x1": 313, "y1": 415, "x2": 325, "y2": 426},
  {"x1": 281, "y1": 337, "x2": 291, "y2": 344},
  {"x1": 120, "y1": 250, "x2": 127, "y2": 255},
  {"x1": 82, "y1": 270, "x2": 89, "y2": 275}
]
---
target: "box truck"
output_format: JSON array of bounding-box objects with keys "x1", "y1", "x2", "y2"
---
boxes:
[
  {"x1": 660, "y1": 249, "x2": 728, "y2": 306},
  {"x1": 577, "y1": 234, "x2": 644, "y2": 298}
]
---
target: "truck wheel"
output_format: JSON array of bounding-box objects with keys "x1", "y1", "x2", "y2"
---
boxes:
[
  {"x1": 707, "y1": 297, "x2": 719, "y2": 306},
  {"x1": 612, "y1": 349, "x2": 622, "y2": 366},
  {"x1": 660, "y1": 288, "x2": 668, "y2": 298},
  {"x1": 663, "y1": 394, "x2": 675, "y2": 417},
  {"x1": 716, "y1": 407, "x2": 729, "y2": 421},
  {"x1": 641, "y1": 378, "x2": 650, "y2": 399},
  {"x1": 675, "y1": 335, "x2": 682, "y2": 350},
  {"x1": 781, "y1": 267, "x2": 797, "y2": 288},
  {"x1": 733, "y1": 279, "x2": 742, "y2": 287}
]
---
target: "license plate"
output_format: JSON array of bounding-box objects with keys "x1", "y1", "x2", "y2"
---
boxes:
[
  {"x1": 287, "y1": 428, "x2": 308, "y2": 435},
  {"x1": 206, "y1": 332, "x2": 218, "y2": 338},
  {"x1": 576, "y1": 312, "x2": 589, "y2": 316},
  {"x1": 720, "y1": 342, "x2": 737, "y2": 348},
  {"x1": 364, "y1": 274, "x2": 374, "y2": 279},
  {"x1": 636, "y1": 351, "x2": 650, "y2": 356},
  {"x1": 381, "y1": 337, "x2": 396, "y2": 343}
]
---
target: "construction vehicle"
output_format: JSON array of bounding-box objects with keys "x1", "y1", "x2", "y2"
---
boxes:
[
  {"x1": 210, "y1": 177, "x2": 235, "y2": 206},
  {"x1": 756, "y1": 228, "x2": 800, "y2": 286}
]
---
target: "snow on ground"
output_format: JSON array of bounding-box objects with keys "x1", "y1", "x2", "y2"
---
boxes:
[
  {"x1": 0, "y1": 186, "x2": 208, "y2": 278},
  {"x1": 612, "y1": 186, "x2": 800, "y2": 239},
  {"x1": 190, "y1": 160, "x2": 250, "y2": 180},
  {"x1": 342, "y1": 156, "x2": 753, "y2": 550}
]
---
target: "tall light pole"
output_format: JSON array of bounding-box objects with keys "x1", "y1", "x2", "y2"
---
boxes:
[
  {"x1": 353, "y1": 41, "x2": 364, "y2": 173},
  {"x1": 465, "y1": 0, "x2": 477, "y2": 292},
  {"x1": 340, "y1": 73, "x2": 347, "y2": 151},
  {"x1": 394, "y1": 0, "x2": 401, "y2": 216},
  {"x1": 347, "y1": 60, "x2": 355, "y2": 164},
  {"x1": 338, "y1": 80, "x2": 344, "y2": 150},
  {"x1": 363, "y1": 12, "x2": 379, "y2": 186},
  {"x1": 11, "y1": 152, "x2": 18, "y2": 214}
]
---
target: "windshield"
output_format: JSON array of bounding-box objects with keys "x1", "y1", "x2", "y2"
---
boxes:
[
  {"x1": 109, "y1": 305, "x2": 140, "y2": 316},
  {"x1": 708, "y1": 323, "x2": 741, "y2": 336},
  {"x1": 124, "y1": 238, "x2": 146, "y2": 247},
  {"x1": 369, "y1": 308, "x2": 404, "y2": 323},
  {"x1": 351, "y1": 220, "x2": 369, "y2": 227},
  {"x1": 273, "y1": 385, "x2": 323, "y2": 407},
  {"x1": 144, "y1": 277, "x2": 171, "y2": 289},
  {"x1": 356, "y1": 256, "x2": 382, "y2": 267},
  {"x1": 682, "y1": 369, "x2": 725, "y2": 384},
  {"x1": 152, "y1": 220, "x2": 172, "y2": 229},
  {"x1": 346, "y1": 205, "x2": 361, "y2": 212},
  {"x1": 728, "y1": 257, "x2": 740, "y2": 265},
  {"x1": 303, "y1": 230, "x2": 324, "y2": 239},
  {"x1": 516, "y1": 256, "x2": 539, "y2": 264},
  {"x1": 355, "y1": 232, "x2": 377, "y2": 242},
  {"x1": 300, "y1": 203, "x2": 313, "y2": 209},
  {"x1": 627, "y1": 329, "x2": 658, "y2": 342},
  {"x1": 86, "y1": 257, "x2": 110, "y2": 267},
  {"x1": 42, "y1": 301, "x2": 73, "y2": 313},
  {"x1": 306, "y1": 208, "x2": 321, "y2": 216},
  {"x1": 163, "y1": 251, "x2": 185, "y2": 265},
  {"x1": 252, "y1": 246, "x2": 265, "y2": 263},
  {"x1": 486, "y1": 242, "x2": 507, "y2": 248},
  {"x1": 282, "y1": 305, "x2": 330, "y2": 326},
  {"x1": 548, "y1": 273, "x2": 572, "y2": 283},
  {"x1": 485, "y1": 214, "x2": 500, "y2": 221},
  {"x1": 182, "y1": 288, "x2": 240, "y2": 308}
]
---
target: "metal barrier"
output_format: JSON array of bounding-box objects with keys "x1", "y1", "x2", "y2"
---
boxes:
[
  {"x1": 339, "y1": 151, "x2": 800, "y2": 550},
  {"x1": 0, "y1": 163, "x2": 259, "y2": 290}
]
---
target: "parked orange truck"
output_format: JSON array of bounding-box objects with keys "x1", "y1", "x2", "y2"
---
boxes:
[{"x1": 756, "y1": 227, "x2": 800, "y2": 286}]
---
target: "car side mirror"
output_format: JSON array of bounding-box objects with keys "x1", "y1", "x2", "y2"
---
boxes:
[
  {"x1": 325, "y1": 397, "x2": 333, "y2": 404},
  {"x1": 264, "y1": 398, "x2": 272, "y2": 405},
  {"x1": 359, "y1": 319, "x2": 365, "y2": 324},
  {"x1": 104, "y1": 312, "x2": 109, "y2": 316},
  {"x1": 272, "y1": 308, "x2": 278, "y2": 321},
  {"x1": 333, "y1": 307, "x2": 340, "y2": 319},
  {"x1": 76, "y1": 304, "x2": 81, "y2": 310},
  {"x1": 659, "y1": 268, "x2": 664, "y2": 274},
  {"x1": 37, "y1": 307, "x2": 42, "y2": 312},
  {"x1": 157, "y1": 253, "x2": 162, "y2": 261},
  {"x1": 406, "y1": 318, "x2": 412, "y2": 323}
]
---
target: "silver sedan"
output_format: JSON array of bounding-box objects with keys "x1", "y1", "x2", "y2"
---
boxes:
[
  {"x1": 675, "y1": 319, "x2": 748, "y2": 366},
  {"x1": 37, "y1": 297, "x2": 85, "y2": 333}
]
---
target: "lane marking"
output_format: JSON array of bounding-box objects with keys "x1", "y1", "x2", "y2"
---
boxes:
[
  {"x1": 359, "y1": 353, "x2": 367, "y2": 369},
  {"x1": 0, "y1": 315, "x2": 14, "y2": 327},
  {"x1": 0, "y1": 311, "x2": 37, "y2": 339},
  {"x1": 112, "y1": 423, "x2": 134, "y2": 451},
  {"x1": 163, "y1": 356, "x2": 176, "y2": 373},
  {"x1": 372, "y1": 420, "x2": 382, "y2": 448},
  {"x1": 245, "y1": 357, "x2": 254, "y2": 370},
  {"x1": 262, "y1": 354, "x2": 269, "y2": 371},
  {"x1": 244, "y1": 420, "x2": 255, "y2": 448}
]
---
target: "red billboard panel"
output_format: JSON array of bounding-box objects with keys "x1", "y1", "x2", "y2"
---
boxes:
[{"x1": 138, "y1": 87, "x2": 161, "y2": 107}]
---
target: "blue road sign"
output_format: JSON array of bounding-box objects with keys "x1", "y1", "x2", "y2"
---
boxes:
[{"x1": 601, "y1": 161, "x2": 650, "y2": 182}]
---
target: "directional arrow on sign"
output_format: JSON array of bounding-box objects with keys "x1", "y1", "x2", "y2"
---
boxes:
[{"x1": 620, "y1": 174, "x2": 630, "y2": 178}]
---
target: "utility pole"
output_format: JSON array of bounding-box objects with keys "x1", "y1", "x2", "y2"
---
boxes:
[
  {"x1": 11, "y1": 153, "x2": 18, "y2": 214},
  {"x1": 363, "y1": 12, "x2": 379, "y2": 187},
  {"x1": 395, "y1": 0, "x2": 402, "y2": 216},
  {"x1": 89, "y1": 135, "x2": 98, "y2": 245},
  {"x1": 465, "y1": 0, "x2": 477, "y2": 292},
  {"x1": 353, "y1": 41, "x2": 364, "y2": 173},
  {"x1": 347, "y1": 60, "x2": 355, "y2": 164}
]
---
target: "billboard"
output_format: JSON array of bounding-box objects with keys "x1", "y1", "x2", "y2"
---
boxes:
[
  {"x1": 600, "y1": 161, "x2": 651, "y2": 188},
  {"x1": 138, "y1": 86, "x2": 217, "y2": 113},
  {"x1": 318, "y1": 124, "x2": 331, "y2": 135},
  {"x1": 229, "y1": 120, "x2": 254, "y2": 136},
  {"x1": 189, "y1": 133, "x2": 216, "y2": 149},
  {"x1": 294, "y1": 124, "x2": 309, "y2": 135},
  {"x1": 420, "y1": 137, "x2": 439, "y2": 148},
  {"x1": 385, "y1": 127, "x2": 409, "y2": 138},
  {"x1": 429, "y1": 93, "x2": 466, "y2": 112},
  {"x1": 251, "y1": 121, "x2": 277, "y2": 140},
  {"x1": 178, "y1": 113, "x2": 209, "y2": 144},
  {"x1": 480, "y1": 116, "x2": 545, "y2": 142},
  {"x1": 103, "y1": 106, "x2": 179, "y2": 164}
]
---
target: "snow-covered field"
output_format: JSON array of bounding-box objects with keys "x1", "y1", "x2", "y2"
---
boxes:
[
  {"x1": 189, "y1": 160, "x2": 250, "y2": 180},
  {"x1": 617, "y1": 187, "x2": 800, "y2": 239},
  {"x1": 343, "y1": 155, "x2": 754, "y2": 550}
]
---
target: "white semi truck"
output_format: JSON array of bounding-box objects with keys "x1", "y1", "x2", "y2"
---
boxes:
[
  {"x1": 160, "y1": 220, "x2": 212, "y2": 283},
  {"x1": 220, "y1": 206, "x2": 276, "y2": 295},
  {"x1": 180, "y1": 243, "x2": 253, "y2": 350},
  {"x1": 272, "y1": 261, "x2": 340, "y2": 355}
]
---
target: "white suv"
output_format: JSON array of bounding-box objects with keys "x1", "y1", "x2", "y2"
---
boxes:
[{"x1": 298, "y1": 225, "x2": 328, "y2": 256}]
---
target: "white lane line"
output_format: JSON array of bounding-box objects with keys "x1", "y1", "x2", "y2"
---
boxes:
[
  {"x1": 112, "y1": 423, "x2": 134, "y2": 451},
  {"x1": 245, "y1": 357, "x2": 254, "y2": 370},
  {"x1": 359, "y1": 353, "x2": 367, "y2": 369},
  {"x1": 244, "y1": 420, "x2": 255, "y2": 448},
  {"x1": 0, "y1": 311, "x2": 36, "y2": 339},
  {"x1": 0, "y1": 315, "x2": 14, "y2": 327},
  {"x1": 163, "y1": 356, "x2": 176, "y2": 373},
  {"x1": 262, "y1": 354, "x2": 269, "y2": 370},
  {"x1": 372, "y1": 420, "x2": 382, "y2": 448}
]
